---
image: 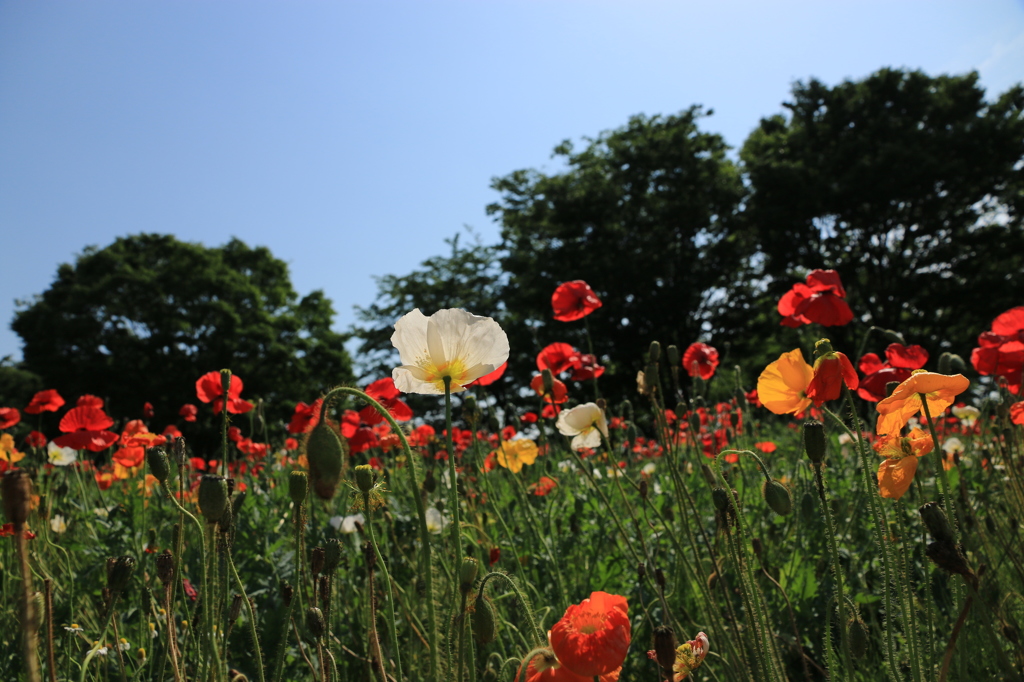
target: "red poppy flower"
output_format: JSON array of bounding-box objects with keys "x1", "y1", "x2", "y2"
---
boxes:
[
  {"x1": 227, "y1": 426, "x2": 243, "y2": 442},
  {"x1": 540, "y1": 404, "x2": 561, "y2": 419},
  {"x1": 53, "y1": 406, "x2": 119, "y2": 452},
  {"x1": 885, "y1": 344, "x2": 929, "y2": 370},
  {"x1": 178, "y1": 404, "x2": 198, "y2": 422},
  {"x1": 0, "y1": 408, "x2": 19, "y2": 430},
  {"x1": 549, "y1": 592, "x2": 630, "y2": 677},
  {"x1": 1010, "y1": 402, "x2": 1024, "y2": 426},
  {"x1": 858, "y1": 366, "x2": 912, "y2": 402},
  {"x1": 859, "y1": 352, "x2": 885, "y2": 375},
  {"x1": 519, "y1": 653, "x2": 620, "y2": 682},
  {"x1": 537, "y1": 343, "x2": 581, "y2": 376},
  {"x1": 408, "y1": 424, "x2": 436, "y2": 447},
  {"x1": 521, "y1": 412, "x2": 538, "y2": 424},
  {"x1": 489, "y1": 547, "x2": 501, "y2": 566},
  {"x1": 24, "y1": 431, "x2": 46, "y2": 449},
  {"x1": 682, "y1": 343, "x2": 719, "y2": 380},
  {"x1": 468, "y1": 361, "x2": 508, "y2": 387},
  {"x1": 113, "y1": 447, "x2": 145, "y2": 468},
  {"x1": 360, "y1": 378, "x2": 413, "y2": 425},
  {"x1": 778, "y1": 269, "x2": 854, "y2": 327},
  {"x1": 143, "y1": 402, "x2": 155, "y2": 419},
  {"x1": 24, "y1": 389, "x2": 65, "y2": 415},
  {"x1": 0, "y1": 523, "x2": 15, "y2": 537},
  {"x1": 288, "y1": 399, "x2": 323, "y2": 434},
  {"x1": 195, "y1": 371, "x2": 254, "y2": 415},
  {"x1": 284, "y1": 437, "x2": 299, "y2": 450},
  {"x1": 162, "y1": 424, "x2": 183, "y2": 439},
  {"x1": 95, "y1": 471, "x2": 115, "y2": 490},
  {"x1": 530, "y1": 476, "x2": 558, "y2": 496},
  {"x1": 531, "y1": 374, "x2": 569, "y2": 404},
  {"x1": 755, "y1": 441, "x2": 777, "y2": 453},
  {"x1": 569, "y1": 354, "x2": 605, "y2": 382},
  {"x1": 806, "y1": 346, "x2": 858, "y2": 404},
  {"x1": 76, "y1": 394, "x2": 104, "y2": 409},
  {"x1": 552, "y1": 281, "x2": 603, "y2": 322},
  {"x1": 992, "y1": 306, "x2": 1024, "y2": 340}
]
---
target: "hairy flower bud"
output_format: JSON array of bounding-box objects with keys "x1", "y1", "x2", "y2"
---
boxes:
[
  {"x1": 310, "y1": 547, "x2": 325, "y2": 577},
  {"x1": 229, "y1": 594, "x2": 243, "y2": 624},
  {"x1": 802, "y1": 421, "x2": 826, "y2": 464},
  {"x1": 156, "y1": 550, "x2": 175, "y2": 586},
  {"x1": 354, "y1": 465, "x2": 375, "y2": 494},
  {"x1": 712, "y1": 487, "x2": 730, "y2": 513},
  {"x1": 460, "y1": 557, "x2": 480, "y2": 594},
  {"x1": 288, "y1": 471, "x2": 308, "y2": 505},
  {"x1": 198, "y1": 475, "x2": 229, "y2": 523},
  {"x1": 762, "y1": 479, "x2": 793, "y2": 516},
  {"x1": 848, "y1": 617, "x2": 869, "y2": 657},
  {"x1": 472, "y1": 595, "x2": 497, "y2": 645},
  {"x1": 147, "y1": 448, "x2": 171, "y2": 485},
  {"x1": 919, "y1": 502, "x2": 956, "y2": 544},
  {"x1": 305, "y1": 607, "x2": 326, "y2": 639},
  {"x1": 305, "y1": 422, "x2": 346, "y2": 500},
  {"x1": 648, "y1": 340, "x2": 662, "y2": 363},
  {"x1": 423, "y1": 469, "x2": 437, "y2": 494},
  {"x1": 653, "y1": 625, "x2": 678, "y2": 672},
  {"x1": 666, "y1": 344, "x2": 681, "y2": 367},
  {"x1": 280, "y1": 582, "x2": 294, "y2": 608}
]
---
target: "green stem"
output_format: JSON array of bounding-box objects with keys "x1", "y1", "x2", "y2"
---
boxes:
[
  {"x1": 364, "y1": 490, "x2": 405, "y2": 681},
  {"x1": 444, "y1": 377, "x2": 464, "y2": 571},
  {"x1": 229, "y1": 556, "x2": 266, "y2": 682},
  {"x1": 812, "y1": 462, "x2": 853, "y2": 682}
]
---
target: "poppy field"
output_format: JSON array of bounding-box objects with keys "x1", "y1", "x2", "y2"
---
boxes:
[{"x1": 2, "y1": 272, "x2": 1024, "y2": 682}]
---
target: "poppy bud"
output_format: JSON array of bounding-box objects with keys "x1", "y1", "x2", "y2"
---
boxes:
[
  {"x1": 654, "y1": 567, "x2": 666, "y2": 588},
  {"x1": 653, "y1": 625, "x2": 677, "y2": 671},
  {"x1": 280, "y1": 581, "x2": 294, "y2": 608},
  {"x1": 2, "y1": 470, "x2": 32, "y2": 529},
  {"x1": 712, "y1": 487, "x2": 730, "y2": 512},
  {"x1": 310, "y1": 547, "x2": 325, "y2": 577},
  {"x1": 621, "y1": 400, "x2": 634, "y2": 421},
  {"x1": 460, "y1": 557, "x2": 479, "y2": 594},
  {"x1": 423, "y1": 470, "x2": 437, "y2": 494},
  {"x1": 919, "y1": 502, "x2": 956, "y2": 545},
  {"x1": 147, "y1": 448, "x2": 171, "y2": 485},
  {"x1": 229, "y1": 594, "x2": 243, "y2": 624},
  {"x1": 481, "y1": 666, "x2": 499, "y2": 682},
  {"x1": 107, "y1": 556, "x2": 136, "y2": 594},
  {"x1": 645, "y1": 362, "x2": 659, "y2": 384},
  {"x1": 220, "y1": 369, "x2": 233, "y2": 398},
  {"x1": 472, "y1": 595, "x2": 497, "y2": 645},
  {"x1": 305, "y1": 422, "x2": 346, "y2": 500},
  {"x1": 762, "y1": 479, "x2": 793, "y2": 516},
  {"x1": 626, "y1": 424, "x2": 638, "y2": 445},
  {"x1": 487, "y1": 414, "x2": 500, "y2": 433},
  {"x1": 666, "y1": 345, "x2": 681, "y2": 367},
  {"x1": 156, "y1": 550, "x2": 175, "y2": 586},
  {"x1": 324, "y1": 539, "x2": 342, "y2": 574},
  {"x1": 802, "y1": 421, "x2": 826, "y2": 464},
  {"x1": 637, "y1": 562, "x2": 646, "y2": 580},
  {"x1": 305, "y1": 607, "x2": 326, "y2": 639},
  {"x1": 947, "y1": 354, "x2": 966, "y2": 374},
  {"x1": 649, "y1": 341, "x2": 662, "y2": 363},
  {"x1": 354, "y1": 465, "x2": 375, "y2": 494},
  {"x1": 848, "y1": 617, "x2": 869, "y2": 657},
  {"x1": 813, "y1": 338, "x2": 834, "y2": 359},
  {"x1": 937, "y1": 352, "x2": 954, "y2": 375},
  {"x1": 198, "y1": 475, "x2": 229, "y2": 522},
  {"x1": 288, "y1": 471, "x2": 308, "y2": 505}
]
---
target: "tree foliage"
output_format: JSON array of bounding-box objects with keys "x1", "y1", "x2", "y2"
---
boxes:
[
  {"x1": 741, "y1": 69, "x2": 1024, "y2": 355},
  {"x1": 12, "y1": 234, "x2": 353, "y2": 432}
]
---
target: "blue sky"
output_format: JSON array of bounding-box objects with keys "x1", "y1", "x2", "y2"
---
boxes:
[{"x1": 2, "y1": 1, "x2": 1023, "y2": 362}]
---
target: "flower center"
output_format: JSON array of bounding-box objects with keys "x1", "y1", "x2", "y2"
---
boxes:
[{"x1": 572, "y1": 610, "x2": 606, "y2": 634}]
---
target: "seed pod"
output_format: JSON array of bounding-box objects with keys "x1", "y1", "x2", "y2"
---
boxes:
[
  {"x1": 762, "y1": 479, "x2": 793, "y2": 516},
  {"x1": 654, "y1": 568, "x2": 666, "y2": 588},
  {"x1": 653, "y1": 625, "x2": 677, "y2": 672},
  {"x1": 848, "y1": 617, "x2": 869, "y2": 657},
  {"x1": 802, "y1": 421, "x2": 826, "y2": 464},
  {"x1": 354, "y1": 465, "x2": 375, "y2": 494},
  {"x1": 305, "y1": 607, "x2": 326, "y2": 639},
  {"x1": 637, "y1": 562, "x2": 646, "y2": 581},
  {"x1": 649, "y1": 341, "x2": 662, "y2": 363},
  {"x1": 198, "y1": 475, "x2": 229, "y2": 522},
  {"x1": 460, "y1": 557, "x2": 479, "y2": 594},
  {"x1": 147, "y1": 448, "x2": 171, "y2": 485},
  {"x1": 2, "y1": 470, "x2": 32, "y2": 529},
  {"x1": 472, "y1": 595, "x2": 498, "y2": 645},
  {"x1": 306, "y1": 422, "x2": 346, "y2": 500},
  {"x1": 156, "y1": 550, "x2": 175, "y2": 586},
  {"x1": 107, "y1": 556, "x2": 136, "y2": 594},
  {"x1": 310, "y1": 546, "x2": 325, "y2": 577}
]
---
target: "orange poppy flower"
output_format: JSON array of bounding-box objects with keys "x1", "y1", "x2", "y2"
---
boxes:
[
  {"x1": 875, "y1": 427, "x2": 934, "y2": 499},
  {"x1": 756, "y1": 349, "x2": 813, "y2": 415},
  {"x1": 549, "y1": 592, "x2": 630, "y2": 677},
  {"x1": 806, "y1": 341, "x2": 858, "y2": 404},
  {"x1": 875, "y1": 370, "x2": 970, "y2": 436},
  {"x1": 518, "y1": 651, "x2": 620, "y2": 681}
]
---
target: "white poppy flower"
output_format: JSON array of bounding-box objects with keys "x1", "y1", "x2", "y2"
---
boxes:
[
  {"x1": 425, "y1": 507, "x2": 449, "y2": 534},
  {"x1": 391, "y1": 308, "x2": 509, "y2": 395},
  {"x1": 942, "y1": 437, "x2": 965, "y2": 456},
  {"x1": 557, "y1": 459, "x2": 576, "y2": 473},
  {"x1": 642, "y1": 462, "x2": 657, "y2": 476},
  {"x1": 47, "y1": 441, "x2": 78, "y2": 466},
  {"x1": 328, "y1": 513, "x2": 365, "y2": 534},
  {"x1": 556, "y1": 403, "x2": 609, "y2": 450},
  {"x1": 951, "y1": 405, "x2": 980, "y2": 427},
  {"x1": 50, "y1": 514, "x2": 67, "y2": 534}
]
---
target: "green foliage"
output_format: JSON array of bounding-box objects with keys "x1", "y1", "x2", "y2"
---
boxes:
[
  {"x1": 489, "y1": 108, "x2": 749, "y2": 394},
  {"x1": 741, "y1": 68, "x2": 1024, "y2": 355},
  {"x1": 12, "y1": 234, "x2": 353, "y2": 433},
  {"x1": 0, "y1": 356, "x2": 43, "y2": 409}
]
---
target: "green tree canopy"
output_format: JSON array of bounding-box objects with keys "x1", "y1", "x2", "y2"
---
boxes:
[
  {"x1": 12, "y1": 234, "x2": 353, "y2": 433},
  {"x1": 741, "y1": 69, "x2": 1024, "y2": 356},
  {"x1": 488, "y1": 108, "x2": 749, "y2": 394}
]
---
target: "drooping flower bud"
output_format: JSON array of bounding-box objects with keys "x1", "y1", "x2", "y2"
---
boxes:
[
  {"x1": 310, "y1": 546, "x2": 325, "y2": 577},
  {"x1": 712, "y1": 487, "x2": 730, "y2": 512},
  {"x1": 799, "y1": 492, "x2": 816, "y2": 524},
  {"x1": 802, "y1": 421, "x2": 826, "y2": 464},
  {"x1": 288, "y1": 471, "x2": 308, "y2": 505},
  {"x1": 280, "y1": 581, "x2": 294, "y2": 608},
  {"x1": 653, "y1": 625, "x2": 678, "y2": 672},
  {"x1": 460, "y1": 557, "x2": 480, "y2": 594},
  {"x1": 305, "y1": 607, "x2": 326, "y2": 639},
  {"x1": 198, "y1": 475, "x2": 229, "y2": 522},
  {"x1": 919, "y1": 502, "x2": 956, "y2": 545},
  {"x1": 147, "y1": 448, "x2": 171, "y2": 485},
  {"x1": 472, "y1": 595, "x2": 497, "y2": 645},
  {"x1": 305, "y1": 421, "x2": 346, "y2": 500},
  {"x1": 423, "y1": 470, "x2": 437, "y2": 494},
  {"x1": 354, "y1": 465, "x2": 375, "y2": 494},
  {"x1": 762, "y1": 479, "x2": 793, "y2": 516}
]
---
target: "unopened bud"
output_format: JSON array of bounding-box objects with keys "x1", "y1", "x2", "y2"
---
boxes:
[
  {"x1": 156, "y1": 550, "x2": 175, "y2": 586},
  {"x1": 541, "y1": 369, "x2": 554, "y2": 395},
  {"x1": 648, "y1": 341, "x2": 662, "y2": 363},
  {"x1": 712, "y1": 487, "x2": 730, "y2": 512},
  {"x1": 666, "y1": 345, "x2": 681, "y2": 367},
  {"x1": 172, "y1": 436, "x2": 187, "y2": 467},
  {"x1": 281, "y1": 582, "x2": 294, "y2": 608},
  {"x1": 848, "y1": 617, "x2": 869, "y2": 657},
  {"x1": 324, "y1": 539, "x2": 342, "y2": 574},
  {"x1": 637, "y1": 562, "x2": 646, "y2": 581},
  {"x1": 799, "y1": 492, "x2": 816, "y2": 524},
  {"x1": 813, "y1": 338, "x2": 834, "y2": 358},
  {"x1": 472, "y1": 596, "x2": 497, "y2": 645},
  {"x1": 802, "y1": 421, "x2": 826, "y2": 464},
  {"x1": 654, "y1": 568, "x2": 666, "y2": 588},
  {"x1": 107, "y1": 556, "x2": 136, "y2": 594},
  {"x1": 460, "y1": 557, "x2": 479, "y2": 593},
  {"x1": 310, "y1": 547, "x2": 325, "y2": 577},
  {"x1": 653, "y1": 625, "x2": 677, "y2": 671},
  {"x1": 355, "y1": 465, "x2": 375, "y2": 494},
  {"x1": 487, "y1": 414, "x2": 500, "y2": 433},
  {"x1": 229, "y1": 594, "x2": 243, "y2": 623},
  {"x1": 198, "y1": 475, "x2": 229, "y2": 522},
  {"x1": 305, "y1": 607, "x2": 326, "y2": 639},
  {"x1": 306, "y1": 421, "x2": 346, "y2": 500},
  {"x1": 289, "y1": 471, "x2": 308, "y2": 505},
  {"x1": 752, "y1": 537, "x2": 763, "y2": 557},
  {"x1": 2, "y1": 470, "x2": 32, "y2": 529},
  {"x1": 919, "y1": 502, "x2": 956, "y2": 544},
  {"x1": 763, "y1": 479, "x2": 793, "y2": 516},
  {"x1": 596, "y1": 398, "x2": 606, "y2": 411},
  {"x1": 147, "y1": 448, "x2": 171, "y2": 485}
]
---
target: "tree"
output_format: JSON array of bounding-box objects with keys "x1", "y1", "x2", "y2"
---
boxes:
[
  {"x1": 740, "y1": 69, "x2": 1024, "y2": 357},
  {"x1": 488, "y1": 108, "x2": 749, "y2": 395},
  {"x1": 12, "y1": 234, "x2": 353, "y2": 435}
]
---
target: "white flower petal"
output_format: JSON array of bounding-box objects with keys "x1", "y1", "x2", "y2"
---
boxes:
[{"x1": 390, "y1": 309, "x2": 431, "y2": 366}]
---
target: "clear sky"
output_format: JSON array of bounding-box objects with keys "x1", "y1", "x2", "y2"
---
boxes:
[{"x1": 2, "y1": 1, "x2": 1023, "y2": 362}]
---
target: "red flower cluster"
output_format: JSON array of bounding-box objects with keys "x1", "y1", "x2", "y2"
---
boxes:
[
  {"x1": 552, "y1": 280, "x2": 602, "y2": 322},
  {"x1": 681, "y1": 342, "x2": 719, "y2": 380},
  {"x1": 195, "y1": 372, "x2": 254, "y2": 415},
  {"x1": 537, "y1": 343, "x2": 605, "y2": 382},
  {"x1": 971, "y1": 306, "x2": 1024, "y2": 394},
  {"x1": 857, "y1": 344, "x2": 929, "y2": 402},
  {"x1": 778, "y1": 269, "x2": 854, "y2": 327}
]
